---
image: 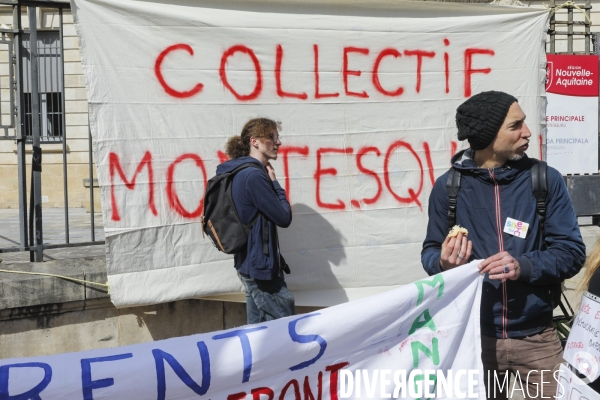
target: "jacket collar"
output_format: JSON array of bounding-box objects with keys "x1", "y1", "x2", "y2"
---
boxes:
[{"x1": 450, "y1": 148, "x2": 532, "y2": 183}]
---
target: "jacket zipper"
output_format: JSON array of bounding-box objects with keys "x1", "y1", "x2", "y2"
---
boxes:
[{"x1": 489, "y1": 169, "x2": 508, "y2": 339}]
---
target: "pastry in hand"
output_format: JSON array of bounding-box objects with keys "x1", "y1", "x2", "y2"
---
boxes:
[{"x1": 448, "y1": 225, "x2": 468, "y2": 238}]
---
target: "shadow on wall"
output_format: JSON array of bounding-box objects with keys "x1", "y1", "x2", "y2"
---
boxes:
[
  {"x1": 134, "y1": 300, "x2": 324, "y2": 342},
  {"x1": 0, "y1": 298, "x2": 248, "y2": 357},
  {"x1": 278, "y1": 203, "x2": 349, "y2": 303},
  {"x1": 130, "y1": 299, "x2": 247, "y2": 342}
]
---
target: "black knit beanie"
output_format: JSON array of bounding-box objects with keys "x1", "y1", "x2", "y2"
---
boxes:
[{"x1": 456, "y1": 91, "x2": 518, "y2": 150}]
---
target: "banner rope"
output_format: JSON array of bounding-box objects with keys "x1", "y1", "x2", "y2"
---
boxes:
[
  {"x1": 0, "y1": 269, "x2": 110, "y2": 293},
  {"x1": 543, "y1": 1, "x2": 592, "y2": 26}
]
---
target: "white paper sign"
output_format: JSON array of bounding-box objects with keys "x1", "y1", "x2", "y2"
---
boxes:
[
  {"x1": 71, "y1": 0, "x2": 548, "y2": 307},
  {"x1": 556, "y1": 364, "x2": 599, "y2": 400},
  {"x1": 0, "y1": 263, "x2": 484, "y2": 400},
  {"x1": 563, "y1": 292, "x2": 600, "y2": 383}
]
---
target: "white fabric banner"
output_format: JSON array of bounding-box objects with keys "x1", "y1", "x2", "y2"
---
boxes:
[
  {"x1": 71, "y1": 0, "x2": 548, "y2": 307},
  {"x1": 0, "y1": 264, "x2": 483, "y2": 399}
]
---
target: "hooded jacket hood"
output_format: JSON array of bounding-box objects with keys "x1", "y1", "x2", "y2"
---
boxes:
[
  {"x1": 216, "y1": 156, "x2": 265, "y2": 175},
  {"x1": 450, "y1": 148, "x2": 534, "y2": 185}
]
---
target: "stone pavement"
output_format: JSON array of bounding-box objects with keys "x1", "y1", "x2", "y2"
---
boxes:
[{"x1": 0, "y1": 208, "x2": 105, "y2": 263}]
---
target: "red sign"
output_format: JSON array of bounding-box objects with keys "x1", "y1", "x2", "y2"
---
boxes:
[{"x1": 546, "y1": 54, "x2": 599, "y2": 96}]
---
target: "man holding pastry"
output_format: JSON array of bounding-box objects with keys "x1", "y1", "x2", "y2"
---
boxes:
[{"x1": 421, "y1": 91, "x2": 586, "y2": 398}]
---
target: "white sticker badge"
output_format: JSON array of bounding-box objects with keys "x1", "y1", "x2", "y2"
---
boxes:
[{"x1": 503, "y1": 217, "x2": 529, "y2": 239}]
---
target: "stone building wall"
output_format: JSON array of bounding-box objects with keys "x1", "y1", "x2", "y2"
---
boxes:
[{"x1": 0, "y1": 5, "x2": 97, "y2": 212}]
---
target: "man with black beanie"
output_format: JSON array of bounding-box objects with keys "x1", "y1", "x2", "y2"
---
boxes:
[{"x1": 421, "y1": 91, "x2": 586, "y2": 398}]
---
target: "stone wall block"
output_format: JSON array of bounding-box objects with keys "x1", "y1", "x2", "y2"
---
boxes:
[
  {"x1": 64, "y1": 75, "x2": 86, "y2": 89},
  {"x1": 62, "y1": 36, "x2": 80, "y2": 50},
  {"x1": 64, "y1": 62, "x2": 83, "y2": 75},
  {"x1": 62, "y1": 11, "x2": 74, "y2": 24},
  {"x1": 0, "y1": 259, "x2": 86, "y2": 309},
  {"x1": 65, "y1": 88, "x2": 88, "y2": 102},
  {"x1": 65, "y1": 125, "x2": 90, "y2": 139},
  {"x1": 82, "y1": 256, "x2": 108, "y2": 300},
  {"x1": 62, "y1": 24, "x2": 77, "y2": 37},
  {"x1": 0, "y1": 304, "x2": 120, "y2": 358},
  {"x1": 223, "y1": 301, "x2": 247, "y2": 329},
  {"x1": 65, "y1": 100, "x2": 89, "y2": 113},
  {"x1": 116, "y1": 299, "x2": 224, "y2": 346},
  {"x1": 65, "y1": 112, "x2": 89, "y2": 126}
]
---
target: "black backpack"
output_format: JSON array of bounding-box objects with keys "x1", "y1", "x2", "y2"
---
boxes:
[
  {"x1": 202, "y1": 163, "x2": 269, "y2": 255},
  {"x1": 446, "y1": 160, "x2": 574, "y2": 342}
]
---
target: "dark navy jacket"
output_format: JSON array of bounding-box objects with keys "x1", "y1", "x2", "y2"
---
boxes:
[
  {"x1": 216, "y1": 157, "x2": 292, "y2": 280},
  {"x1": 422, "y1": 149, "x2": 585, "y2": 338}
]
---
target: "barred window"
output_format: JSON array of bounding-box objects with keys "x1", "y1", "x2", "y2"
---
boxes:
[
  {"x1": 23, "y1": 92, "x2": 63, "y2": 142},
  {"x1": 22, "y1": 31, "x2": 63, "y2": 143}
]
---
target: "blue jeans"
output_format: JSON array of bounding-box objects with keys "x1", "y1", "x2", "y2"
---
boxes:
[{"x1": 237, "y1": 271, "x2": 295, "y2": 324}]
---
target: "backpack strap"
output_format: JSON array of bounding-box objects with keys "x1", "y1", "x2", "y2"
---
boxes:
[
  {"x1": 230, "y1": 162, "x2": 273, "y2": 256},
  {"x1": 446, "y1": 161, "x2": 548, "y2": 237},
  {"x1": 228, "y1": 163, "x2": 267, "y2": 227},
  {"x1": 530, "y1": 160, "x2": 568, "y2": 312},
  {"x1": 530, "y1": 160, "x2": 548, "y2": 249},
  {"x1": 446, "y1": 167, "x2": 462, "y2": 231},
  {"x1": 219, "y1": 162, "x2": 263, "y2": 230}
]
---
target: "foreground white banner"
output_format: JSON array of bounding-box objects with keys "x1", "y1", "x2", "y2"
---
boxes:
[
  {"x1": 72, "y1": 0, "x2": 547, "y2": 307},
  {"x1": 0, "y1": 264, "x2": 483, "y2": 399}
]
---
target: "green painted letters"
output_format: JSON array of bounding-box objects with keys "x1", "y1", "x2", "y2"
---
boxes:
[
  {"x1": 409, "y1": 309, "x2": 436, "y2": 335},
  {"x1": 411, "y1": 338, "x2": 439, "y2": 368},
  {"x1": 414, "y1": 275, "x2": 444, "y2": 306}
]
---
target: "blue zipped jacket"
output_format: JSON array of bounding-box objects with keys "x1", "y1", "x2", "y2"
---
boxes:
[
  {"x1": 422, "y1": 149, "x2": 585, "y2": 338},
  {"x1": 216, "y1": 156, "x2": 292, "y2": 280}
]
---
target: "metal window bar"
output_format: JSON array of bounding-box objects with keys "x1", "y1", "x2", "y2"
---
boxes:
[
  {"x1": 28, "y1": 4, "x2": 43, "y2": 261},
  {"x1": 88, "y1": 125, "x2": 95, "y2": 241},
  {"x1": 59, "y1": 7, "x2": 69, "y2": 244},
  {"x1": 0, "y1": 3, "x2": 104, "y2": 259},
  {"x1": 0, "y1": 32, "x2": 16, "y2": 137},
  {"x1": 14, "y1": 4, "x2": 28, "y2": 251},
  {"x1": 0, "y1": 25, "x2": 17, "y2": 139}
]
